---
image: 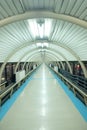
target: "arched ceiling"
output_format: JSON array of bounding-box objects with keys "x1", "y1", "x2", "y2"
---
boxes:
[{"x1": 0, "y1": 0, "x2": 87, "y2": 66}]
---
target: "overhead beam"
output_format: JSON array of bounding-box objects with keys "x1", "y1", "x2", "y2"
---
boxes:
[
  {"x1": 26, "y1": 53, "x2": 56, "y2": 71},
  {"x1": 0, "y1": 39, "x2": 87, "y2": 83},
  {"x1": 45, "y1": 52, "x2": 65, "y2": 70},
  {"x1": 14, "y1": 46, "x2": 72, "y2": 74},
  {"x1": 0, "y1": 10, "x2": 87, "y2": 28},
  {"x1": 47, "y1": 48, "x2": 72, "y2": 74},
  {"x1": 14, "y1": 48, "x2": 38, "y2": 72},
  {"x1": 22, "y1": 52, "x2": 44, "y2": 70},
  {"x1": 28, "y1": 52, "x2": 62, "y2": 69},
  {"x1": 15, "y1": 49, "x2": 65, "y2": 73}
]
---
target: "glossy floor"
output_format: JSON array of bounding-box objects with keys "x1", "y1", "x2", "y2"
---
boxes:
[{"x1": 0, "y1": 64, "x2": 87, "y2": 130}]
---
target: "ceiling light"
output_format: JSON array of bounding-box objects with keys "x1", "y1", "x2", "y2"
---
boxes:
[
  {"x1": 43, "y1": 43, "x2": 48, "y2": 47},
  {"x1": 37, "y1": 43, "x2": 48, "y2": 48},
  {"x1": 28, "y1": 19, "x2": 44, "y2": 39},
  {"x1": 37, "y1": 19, "x2": 44, "y2": 38},
  {"x1": 28, "y1": 20, "x2": 38, "y2": 38},
  {"x1": 38, "y1": 23, "x2": 44, "y2": 38},
  {"x1": 37, "y1": 43, "x2": 44, "y2": 48},
  {"x1": 28, "y1": 19, "x2": 52, "y2": 39},
  {"x1": 44, "y1": 19, "x2": 52, "y2": 37}
]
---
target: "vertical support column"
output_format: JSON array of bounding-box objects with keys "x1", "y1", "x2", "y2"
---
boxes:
[{"x1": 5, "y1": 65, "x2": 7, "y2": 83}]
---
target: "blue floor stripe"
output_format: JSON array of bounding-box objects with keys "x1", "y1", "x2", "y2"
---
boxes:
[
  {"x1": 50, "y1": 69, "x2": 87, "y2": 122},
  {"x1": 31, "y1": 77, "x2": 54, "y2": 80},
  {"x1": 0, "y1": 70, "x2": 36, "y2": 121}
]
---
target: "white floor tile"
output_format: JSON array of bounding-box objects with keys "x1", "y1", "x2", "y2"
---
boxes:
[{"x1": 0, "y1": 64, "x2": 87, "y2": 130}]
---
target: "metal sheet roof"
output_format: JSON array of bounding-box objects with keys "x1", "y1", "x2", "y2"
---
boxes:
[{"x1": 0, "y1": 0, "x2": 87, "y2": 63}]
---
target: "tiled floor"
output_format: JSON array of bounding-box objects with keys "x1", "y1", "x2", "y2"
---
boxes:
[{"x1": 0, "y1": 64, "x2": 87, "y2": 130}]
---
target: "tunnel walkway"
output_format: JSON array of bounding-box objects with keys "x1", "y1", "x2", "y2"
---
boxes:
[{"x1": 0, "y1": 64, "x2": 87, "y2": 130}]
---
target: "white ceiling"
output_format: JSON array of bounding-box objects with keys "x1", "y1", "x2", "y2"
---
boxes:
[{"x1": 0, "y1": 0, "x2": 87, "y2": 63}]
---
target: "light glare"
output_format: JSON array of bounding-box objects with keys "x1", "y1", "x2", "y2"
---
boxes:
[{"x1": 28, "y1": 19, "x2": 52, "y2": 38}]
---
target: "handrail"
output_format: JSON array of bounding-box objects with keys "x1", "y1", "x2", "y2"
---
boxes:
[
  {"x1": 0, "y1": 67, "x2": 39, "y2": 106},
  {"x1": 59, "y1": 69, "x2": 87, "y2": 91},
  {"x1": 0, "y1": 69, "x2": 35, "y2": 98},
  {"x1": 55, "y1": 69, "x2": 87, "y2": 96},
  {"x1": 0, "y1": 81, "x2": 7, "y2": 87},
  {"x1": 50, "y1": 67, "x2": 87, "y2": 105},
  {"x1": 0, "y1": 83, "x2": 14, "y2": 95}
]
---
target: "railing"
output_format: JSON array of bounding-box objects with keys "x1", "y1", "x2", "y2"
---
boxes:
[
  {"x1": 0, "y1": 81, "x2": 7, "y2": 91},
  {"x1": 0, "y1": 67, "x2": 38, "y2": 106},
  {"x1": 50, "y1": 67, "x2": 87, "y2": 106},
  {"x1": 59, "y1": 69, "x2": 87, "y2": 93}
]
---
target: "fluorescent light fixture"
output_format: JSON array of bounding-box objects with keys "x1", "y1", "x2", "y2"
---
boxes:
[
  {"x1": 28, "y1": 20, "x2": 38, "y2": 38},
  {"x1": 43, "y1": 43, "x2": 48, "y2": 47},
  {"x1": 28, "y1": 19, "x2": 52, "y2": 38},
  {"x1": 44, "y1": 19, "x2": 52, "y2": 37},
  {"x1": 37, "y1": 42, "x2": 48, "y2": 48},
  {"x1": 38, "y1": 24, "x2": 44, "y2": 38},
  {"x1": 28, "y1": 19, "x2": 44, "y2": 38},
  {"x1": 37, "y1": 43, "x2": 42, "y2": 47}
]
